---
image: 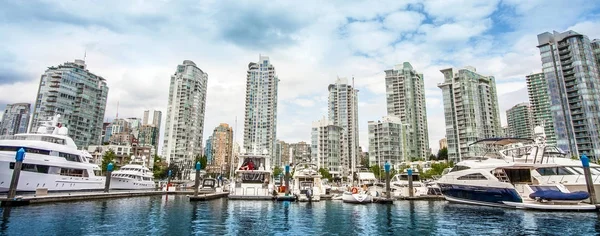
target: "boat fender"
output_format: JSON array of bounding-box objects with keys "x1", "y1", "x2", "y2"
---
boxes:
[{"x1": 351, "y1": 187, "x2": 358, "y2": 194}]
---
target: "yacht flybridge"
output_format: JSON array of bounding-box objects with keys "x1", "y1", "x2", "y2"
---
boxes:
[
  {"x1": 437, "y1": 126, "x2": 597, "y2": 210},
  {"x1": 292, "y1": 163, "x2": 325, "y2": 201},
  {"x1": 0, "y1": 115, "x2": 104, "y2": 192}
]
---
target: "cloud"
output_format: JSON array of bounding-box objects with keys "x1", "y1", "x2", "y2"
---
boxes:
[{"x1": 0, "y1": 0, "x2": 598, "y2": 156}]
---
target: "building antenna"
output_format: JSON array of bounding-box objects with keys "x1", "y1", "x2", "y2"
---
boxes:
[
  {"x1": 116, "y1": 101, "x2": 119, "y2": 119},
  {"x1": 83, "y1": 50, "x2": 87, "y2": 61}
]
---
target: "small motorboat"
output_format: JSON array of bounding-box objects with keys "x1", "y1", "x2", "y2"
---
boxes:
[{"x1": 342, "y1": 187, "x2": 373, "y2": 204}]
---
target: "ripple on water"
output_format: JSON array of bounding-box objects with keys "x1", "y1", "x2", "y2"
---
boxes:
[{"x1": 0, "y1": 196, "x2": 599, "y2": 235}]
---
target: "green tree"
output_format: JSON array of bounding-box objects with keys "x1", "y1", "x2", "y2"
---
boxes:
[
  {"x1": 153, "y1": 155, "x2": 168, "y2": 179},
  {"x1": 273, "y1": 166, "x2": 283, "y2": 177},
  {"x1": 360, "y1": 156, "x2": 370, "y2": 168},
  {"x1": 101, "y1": 149, "x2": 116, "y2": 171},
  {"x1": 194, "y1": 155, "x2": 208, "y2": 170},
  {"x1": 318, "y1": 168, "x2": 332, "y2": 181},
  {"x1": 420, "y1": 161, "x2": 453, "y2": 179},
  {"x1": 369, "y1": 165, "x2": 382, "y2": 179},
  {"x1": 428, "y1": 154, "x2": 437, "y2": 160},
  {"x1": 437, "y1": 147, "x2": 448, "y2": 160}
]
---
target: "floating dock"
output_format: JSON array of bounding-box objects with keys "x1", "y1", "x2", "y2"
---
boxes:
[
  {"x1": 275, "y1": 195, "x2": 296, "y2": 202},
  {"x1": 228, "y1": 195, "x2": 274, "y2": 200},
  {"x1": 373, "y1": 197, "x2": 394, "y2": 204},
  {"x1": 188, "y1": 192, "x2": 229, "y2": 201},
  {"x1": 396, "y1": 195, "x2": 445, "y2": 201}
]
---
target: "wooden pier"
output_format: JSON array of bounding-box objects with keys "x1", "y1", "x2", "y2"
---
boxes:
[{"x1": 189, "y1": 192, "x2": 230, "y2": 201}]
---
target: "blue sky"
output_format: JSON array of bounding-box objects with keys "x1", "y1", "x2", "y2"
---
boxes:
[{"x1": 1, "y1": 0, "x2": 599, "y2": 154}]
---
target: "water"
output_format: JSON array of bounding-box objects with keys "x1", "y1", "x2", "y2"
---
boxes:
[{"x1": 1, "y1": 195, "x2": 599, "y2": 235}]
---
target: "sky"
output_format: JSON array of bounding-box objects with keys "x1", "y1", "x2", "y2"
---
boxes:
[{"x1": 1, "y1": 0, "x2": 600, "y2": 155}]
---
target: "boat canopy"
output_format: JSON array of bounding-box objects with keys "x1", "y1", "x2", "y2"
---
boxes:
[{"x1": 469, "y1": 138, "x2": 534, "y2": 146}]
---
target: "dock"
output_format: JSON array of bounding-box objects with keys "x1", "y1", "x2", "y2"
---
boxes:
[
  {"x1": 275, "y1": 195, "x2": 296, "y2": 202},
  {"x1": 396, "y1": 195, "x2": 445, "y2": 201},
  {"x1": 189, "y1": 192, "x2": 229, "y2": 201},
  {"x1": 228, "y1": 195, "x2": 274, "y2": 200}
]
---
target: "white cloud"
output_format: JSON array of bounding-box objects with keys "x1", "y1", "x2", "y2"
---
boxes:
[{"x1": 0, "y1": 0, "x2": 598, "y2": 156}]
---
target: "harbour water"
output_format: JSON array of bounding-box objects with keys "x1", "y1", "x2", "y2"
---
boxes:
[{"x1": 1, "y1": 195, "x2": 599, "y2": 235}]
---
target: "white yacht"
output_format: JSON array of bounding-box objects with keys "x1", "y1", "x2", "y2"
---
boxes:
[
  {"x1": 291, "y1": 163, "x2": 325, "y2": 201},
  {"x1": 229, "y1": 150, "x2": 273, "y2": 199},
  {"x1": 110, "y1": 157, "x2": 155, "y2": 190},
  {"x1": 0, "y1": 115, "x2": 104, "y2": 192},
  {"x1": 437, "y1": 126, "x2": 597, "y2": 210},
  {"x1": 390, "y1": 170, "x2": 429, "y2": 197}
]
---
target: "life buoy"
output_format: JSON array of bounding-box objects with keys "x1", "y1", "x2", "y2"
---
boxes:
[{"x1": 351, "y1": 187, "x2": 358, "y2": 194}]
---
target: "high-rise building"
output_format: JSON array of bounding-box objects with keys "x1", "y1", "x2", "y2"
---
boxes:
[
  {"x1": 290, "y1": 141, "x2": 311, "y2": 164},
  {"x1": 385, "y1": 62, "x2": 430, "y2": 159},
  {"x1": 143, "y1": 110, "x2": 162, "y2": 127},
  {"x1": 537, "y1": 30, "x2": 600, "y2": 159},
  {"x1": 274, "y1": 140, "x2": 290, "y2": 167},
  {"x1": 162, "y1": 60, "x2": 208, "y2": 165},
  {"x1": 30, "y1": 59, "x2": 108, "y2": 148},
  {"x1": 211, "y1": 123, "x2": 233, "y2": 173},
  {"x1": 311, "y1": 117, "x2": 343, "y2": 176},
  {"x1": 205, "y1": 136, "x2": 213, "y2": 164},
  {"x1": 592, "y1": 39, "x2": 600, "y2": 72},
  {"x1": 368, "y1": 116, "x2": 405, "y2": 168},
  {"x1": 438, "y1": 66, "x2": 502, "y2": 161},
  {"x1": 328, "y1": 77, "x2": 359, "y2": 177},
  {"x1": 439, "y1": 137, "x2": 447, "y2": 150},
  {"x1": 0, "y1": 103, "x2": 30, "y2": 136},
  {"x1": 506, "y1": 103, "x2": 534, "y2": 139},
  {"x1": 526, "y1": 73, "x2": 557, "y2": 145},
  {"x1": 138, "y1": 110, "x2": 161, "y2": 154},
  {"x1": 243, "y1": 55, "x2": 279, "y2": 163}
]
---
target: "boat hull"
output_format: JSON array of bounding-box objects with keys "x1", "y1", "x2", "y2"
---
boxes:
[
  {"x1": 0, "y1": 157, "x2": 104, "y2": 192},
  {"x1": 438, "y1": 183, "x2": 522, "y2": 207},
  {"x1": 342, "y1": 191, "x2": 372, "y2": 204},
  {"x1": 502, "y1": 201, "x2": 596, "y2": 211}
]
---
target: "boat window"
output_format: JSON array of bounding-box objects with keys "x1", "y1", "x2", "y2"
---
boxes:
[
  {"x1": 556, "y1": 167, "x2": 574, "y2": 175},
  {"x1": 239, "y1": 173, "x2": 267, "y2": 183},
  {"x1": 60, "y1": 168, "x2": 84, "y2": 177},
  {"x1": 536, "y1": 167, "x2": 558, "y2": 176},
  {"x1": 450, "y1": 165, "x2": 470, "y2": 172},
  {"x1": 0, "y1": 146, "x2": 51, "y2": 155},
  {"x1": 457, "y1": 173, "x2": 487, "y2": 180},
  {"x1": 591, "y1": 167, "x2": 600, "y2": 175},
  {"x1": 503, "y1": 169, "x2": 532, "y2": 183},
  {"x1": 59, "y1": 152, "x2": 81, "y2": 162},
  {"x1": 567, "y1": 167, "x2": 584, "y2": 175},
  {"x1": 94, "y1": 170, "x2": 102, "y2": 176},
  {"x1": 398, "y1": 175, "x2": 420, "y2": 181},
  {"x1": 9, "y1": 162, "x2": 50, "y2": 174}
]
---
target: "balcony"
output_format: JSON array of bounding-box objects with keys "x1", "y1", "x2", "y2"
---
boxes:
[
  {"x1": 562, "y1": 59, "x2": 573, "y2": 65},
  {"x1": 558, "y1": 43, "x2": 569, "y2": 49},
  {"x1": 558, "y1": 49, "x2": 570, "y2": 55},
  {"x1": 563, "y1": 71, "x2": 575, "y2": 77},
  {"x1": 46, "y1": 98, "x2": 57, "y2": 102},
  {"x1": 559, "y1": 54, "x2": 572, "y2": 60}
]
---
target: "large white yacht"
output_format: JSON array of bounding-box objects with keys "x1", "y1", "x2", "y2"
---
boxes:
[
  {"x1": 437, "y1": 126, "x2": 597, "y2": 210},
  {"x1": 110, "y1": 156, "x2": 155, "y2": 190},
  {"x1": 0, "y1": 115, "x2": 104, "y2": 192},
  {"x1": 291, "y1": 163, "x2": 325, "y2": 201},
  {"x1": 390, "y1": 170, "x2": 429, "y2": 197},
  {"x1": 228, "y1": 149, "x2": 273, "y2": 199}
]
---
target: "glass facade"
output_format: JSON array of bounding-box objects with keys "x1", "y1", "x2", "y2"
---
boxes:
[
  {"x1": 526, "y1": 73, "x2": 557, "y2": 145},
  {"x1": 328, "y1": 77, "x2": 359, "y2": 176},
  {"x1": 537, "y1": 30, "x2": 600, "y2": 160},
  {"x1": 506, "y1": 103, "x2": 534, "y2": 139}
]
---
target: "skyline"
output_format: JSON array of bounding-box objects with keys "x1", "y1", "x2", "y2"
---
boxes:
[{"x1": 1, "y1": 1, "x2": 600, "y2": 153}]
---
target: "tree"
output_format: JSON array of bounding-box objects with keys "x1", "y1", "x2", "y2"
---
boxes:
[
  {"x1": 318, "y1": 168, "x2": 332, "y2": 181},
  {"x1": 428, "y1": 154, "x2": 437, "y2": 160},
  {"x1": 101, "y1": 149, "x2": 116, "y2": 171},
  {"x1": 420, "y1": 161, "x2": 453, "y2": 179},
  {"x1": 360, "y1": 156, "x2": 370, "y2": 168},
  {"x1": 153, "y1": 155, "x2": 168, "y2": 179},
  {"x1": 369, "y1": 165, "x2": 382, "y2": 179},
  {"x1": 194, "y1": 155, "x2": 208, "y2": 170},
  {"x1": 437, "y1": 147, "x2": 448, "y2": 160},
  {"x1": 273, "y1": 166, "x2": 283, "y2": 177}
]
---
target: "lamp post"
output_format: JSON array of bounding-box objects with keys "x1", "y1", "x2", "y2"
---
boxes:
[
  {"x1": 7, "y1": 148, "x2": 25, "y2": 199},
  {"x1": 104, "y1": 163, "x2": 114, "y2": 193},
  {"x1": 285, "y1": 165, "x2": 290, "y2": 195},
  {"x1": 194, "y1": 161, "x2": 201, "y2": 197},
  {"x1": 167, "y1": 169, "x2": 172, "y2": 191},
  {"x1": 384, "y1": 161, "x2": 391, "y2": 199}
]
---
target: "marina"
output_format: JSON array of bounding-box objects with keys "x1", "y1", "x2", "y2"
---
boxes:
[{"x1": 1, "y1": 195, "x2": 599, "y2": 235}]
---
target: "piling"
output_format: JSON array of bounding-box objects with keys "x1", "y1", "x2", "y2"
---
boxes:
[
  {"x1": 194, "y1": 162, "x2": 201, "y2": 197},
  {"x1": 384, "y1": 161, "x2": 391, "y2": 199},
  {"x1": 408, "y1": 168, "x2": 414, "y2": 198},
  {"x1": 104, "y1": 163, "x2": 114, "y2": 193},
  {"x1": 7, "y1": 148, "x2": 25, "y2": 199},
  {"x1": 285, "y1": 165, "x2": 290, "y2": 195},
  {"x1": 581, "y1": 154, "x2": 597, "y2": 204},
  {"x1": 167, "y1": 169, "x2": 172, "y2": 191}
]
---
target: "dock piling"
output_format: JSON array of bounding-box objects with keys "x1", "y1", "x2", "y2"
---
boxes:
[
  {"x1": 104, "y1": 163, "x2": 114, "y2": 193},
  {"x1": 8, "y1": 148, "x2": 25, "y2": 199},
  {"x1": 285, "y1": 165, "x2": 290, "y2": 195},
  {"x1": 384, "y1": 161, "x2": 391, "y2": 199},
  {"x1": 580, "y1": 154, "x2": 597, "y2": 204},
  {"x1": 194, "y1": 161, "x2": 201, "y2": 197},
  {"x1": 408, "y1": 168, "x2": 414, "y2": 198}
]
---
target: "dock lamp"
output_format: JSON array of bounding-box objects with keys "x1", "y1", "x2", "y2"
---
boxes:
[
  {"x1": 384, "y1": 161, "x2": 390, "y2": 173},
  {"x1": 196, "y1": 161, "x2": 201, "y2": 171},
  {"x1": 107, "y1": 163, "x2": 114, "y2": 172},
  {"x1": 16, "y1": 148, "x2": 25, "y2": 162},
  {"x1": 384, "y1": 161, "x2": 391, "y2": 199}
]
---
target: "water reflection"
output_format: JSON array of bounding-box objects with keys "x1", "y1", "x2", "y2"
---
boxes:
[{"x1": 0, "y1": 197, "x2": 597, "y2": 235}]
